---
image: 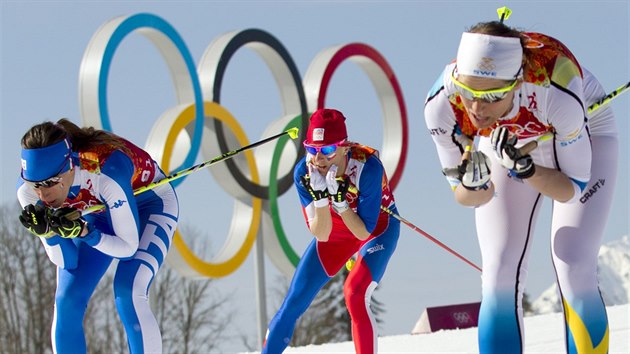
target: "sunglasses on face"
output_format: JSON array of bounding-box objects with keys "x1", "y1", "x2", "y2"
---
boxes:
[
  {"x1": 26, "y1": 175, "x2": 64, "y2": 189},
  {"x1": 451, "y1": 68, "x2": 519, "y2": 103},
  {"x1": 303, "y1": 140, "x2": 345, "y2": 156}
]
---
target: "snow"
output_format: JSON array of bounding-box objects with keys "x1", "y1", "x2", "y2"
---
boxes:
[
  {"x1": 242, "y1": 304, "x2": 628, "y2": 353},
  {"x1": 243, "y1": 236, "x2": 630, "y2": 353}
]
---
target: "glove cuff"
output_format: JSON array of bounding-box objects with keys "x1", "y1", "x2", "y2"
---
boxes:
[
  {"x1": 512, "y1": 160, "x2": 535, "y2": 179},
  {"x1": 332, "y1": 201, "x2": 350, "y2": 214},
  {"x1": 514, "y1": 165, "x2": 535, "y2": 179},
  {"x1": 27, "y1": 228, "x2": 55, "y2": 238},
  {"x1": 313, "y1": 198, "x2": 330, "y2": 208},
  {"x1": 462, "y1": 181, "x2": 491, "y2": 191}
]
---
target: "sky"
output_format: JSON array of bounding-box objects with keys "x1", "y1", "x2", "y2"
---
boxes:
[
  {"x1": 243, "y1": 304, "x2": 630, "y2": 353},
  {"x1": 1, "y1": 1, "x2": 628, "y2": 353}
]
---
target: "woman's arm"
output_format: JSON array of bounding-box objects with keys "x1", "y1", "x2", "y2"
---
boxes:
[{"x1": 82, "y1": 151, "x2": 140, "y2": 258}]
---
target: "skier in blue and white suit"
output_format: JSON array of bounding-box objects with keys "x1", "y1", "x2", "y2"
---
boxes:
[{"x1": 17, "y1": 118, "x2": 179, "y2": 354}]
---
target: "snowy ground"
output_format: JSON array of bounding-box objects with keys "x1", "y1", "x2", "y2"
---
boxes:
[{"x1": 244, "y1": 304, "x2": 628, "y2": 353}]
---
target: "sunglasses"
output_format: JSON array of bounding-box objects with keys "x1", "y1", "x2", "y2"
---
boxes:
[
  {"x1": 303, "y1": 140, "x2": 346, "y2": 156},
  {"x1": 26, "y1": 175, "x2": 64, "y2": 189},
  {"x1": 451, "y1": 68, "x2": 519, "y2": 103}
]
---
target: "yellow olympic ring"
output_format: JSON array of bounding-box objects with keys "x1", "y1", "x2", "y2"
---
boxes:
[{"x1": 151, "y1": 102, "x2": 262, "y2": 277}]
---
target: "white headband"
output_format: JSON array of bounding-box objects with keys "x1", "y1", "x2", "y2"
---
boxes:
[{"x1": 456, "y1": 32, "x2": 523, "y2": 80}]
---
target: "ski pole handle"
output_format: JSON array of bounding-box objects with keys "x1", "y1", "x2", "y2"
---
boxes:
[{"x1": 518, "y1": 140, "x2": 538, "y2": 156}]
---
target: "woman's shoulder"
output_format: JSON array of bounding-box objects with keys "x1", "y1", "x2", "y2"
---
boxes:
[{"x1": 522, "y1": 32, "x2": 582, "y2": 89}]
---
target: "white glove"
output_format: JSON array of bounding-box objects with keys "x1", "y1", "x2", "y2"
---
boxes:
[
  {"x1": 299, "y1": 163, "x2": 329, "y2": 208},
  {"x1": 326, "y1": 165, "x2": 350, "y2": 214},
  {"x1": 490, "y1": 127, "x2": 535, "y2": 179},
  {"x1": 325, "y1": 165, "x2": 340, "y2": 194},
  {"x1": 308, "y1": 163, "x2": 327, "y2": 190},
  {"x1": 462, "y1": 151, "x2": 492, "y2": 190},
  {"x1": 443, "y1": 151, "x2": 492, "y2": 191}
]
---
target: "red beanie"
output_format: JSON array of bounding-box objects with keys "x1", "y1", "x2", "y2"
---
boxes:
[{"x1": 305, "y1": 108, "x2": 348, "y2": 145}]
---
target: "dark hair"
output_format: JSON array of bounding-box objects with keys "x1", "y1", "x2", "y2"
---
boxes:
[
  {"x1": 21, "y1": 118, "x2": 127, "y2": 152},
  {"x1": 21, "y1": 121, "x2": 66, "y2": 149},
  {"x1": 468, "y1": 21, "x2": 523, "y2": 40},
  {"x1": 467, "y1": 21, "x2": 533, "y2": 75}
]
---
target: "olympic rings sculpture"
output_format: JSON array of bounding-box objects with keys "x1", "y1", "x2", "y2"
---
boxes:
[{"x1": 79, "y1": 13, "x2": 409, "y2": 278}]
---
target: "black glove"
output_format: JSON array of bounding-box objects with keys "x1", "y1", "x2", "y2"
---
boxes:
[
  {"x1": 47, "y1": 207, "x2": 87, "y2": 239},
  {"x1": 491, "y1": 127, "x2": 535, "y2": 179},
  {"x1": 19, "y1": 204, "x2": 54, "y2": 238}
]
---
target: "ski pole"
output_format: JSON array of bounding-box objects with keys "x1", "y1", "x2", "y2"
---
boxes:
[
  {"x1": 67, "y1": 127, "x2": 299, "y2": 220},
  {"x1": 587, "y1": 80, "x2": 630, "y2": 114},
  {"x1": 341, "y1": 181, "x2": 481, "y2": 272},
  {"x1": 380, "y1": 206, "x2": 482, "y2": 272}
]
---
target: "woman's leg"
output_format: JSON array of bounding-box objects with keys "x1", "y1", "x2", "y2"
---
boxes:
[
  {"x1": 344, "y1": 220, "x2": 399, "y2": 354},
  {"x1": 551, "y1": 135, "x2": 617, "y2": 354},
  {"x1": 53, "y1": 244, "x2": 112, "y2": 353},
  {"x1": 475, "y1": 139, "x2": 544, "y2": 354},
  {"x1": 262, "y1": 239, "x2": 333, "y2": 353},
  {"x1": 114, "y1": 190, "x2": 178, "y2": 354}
]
